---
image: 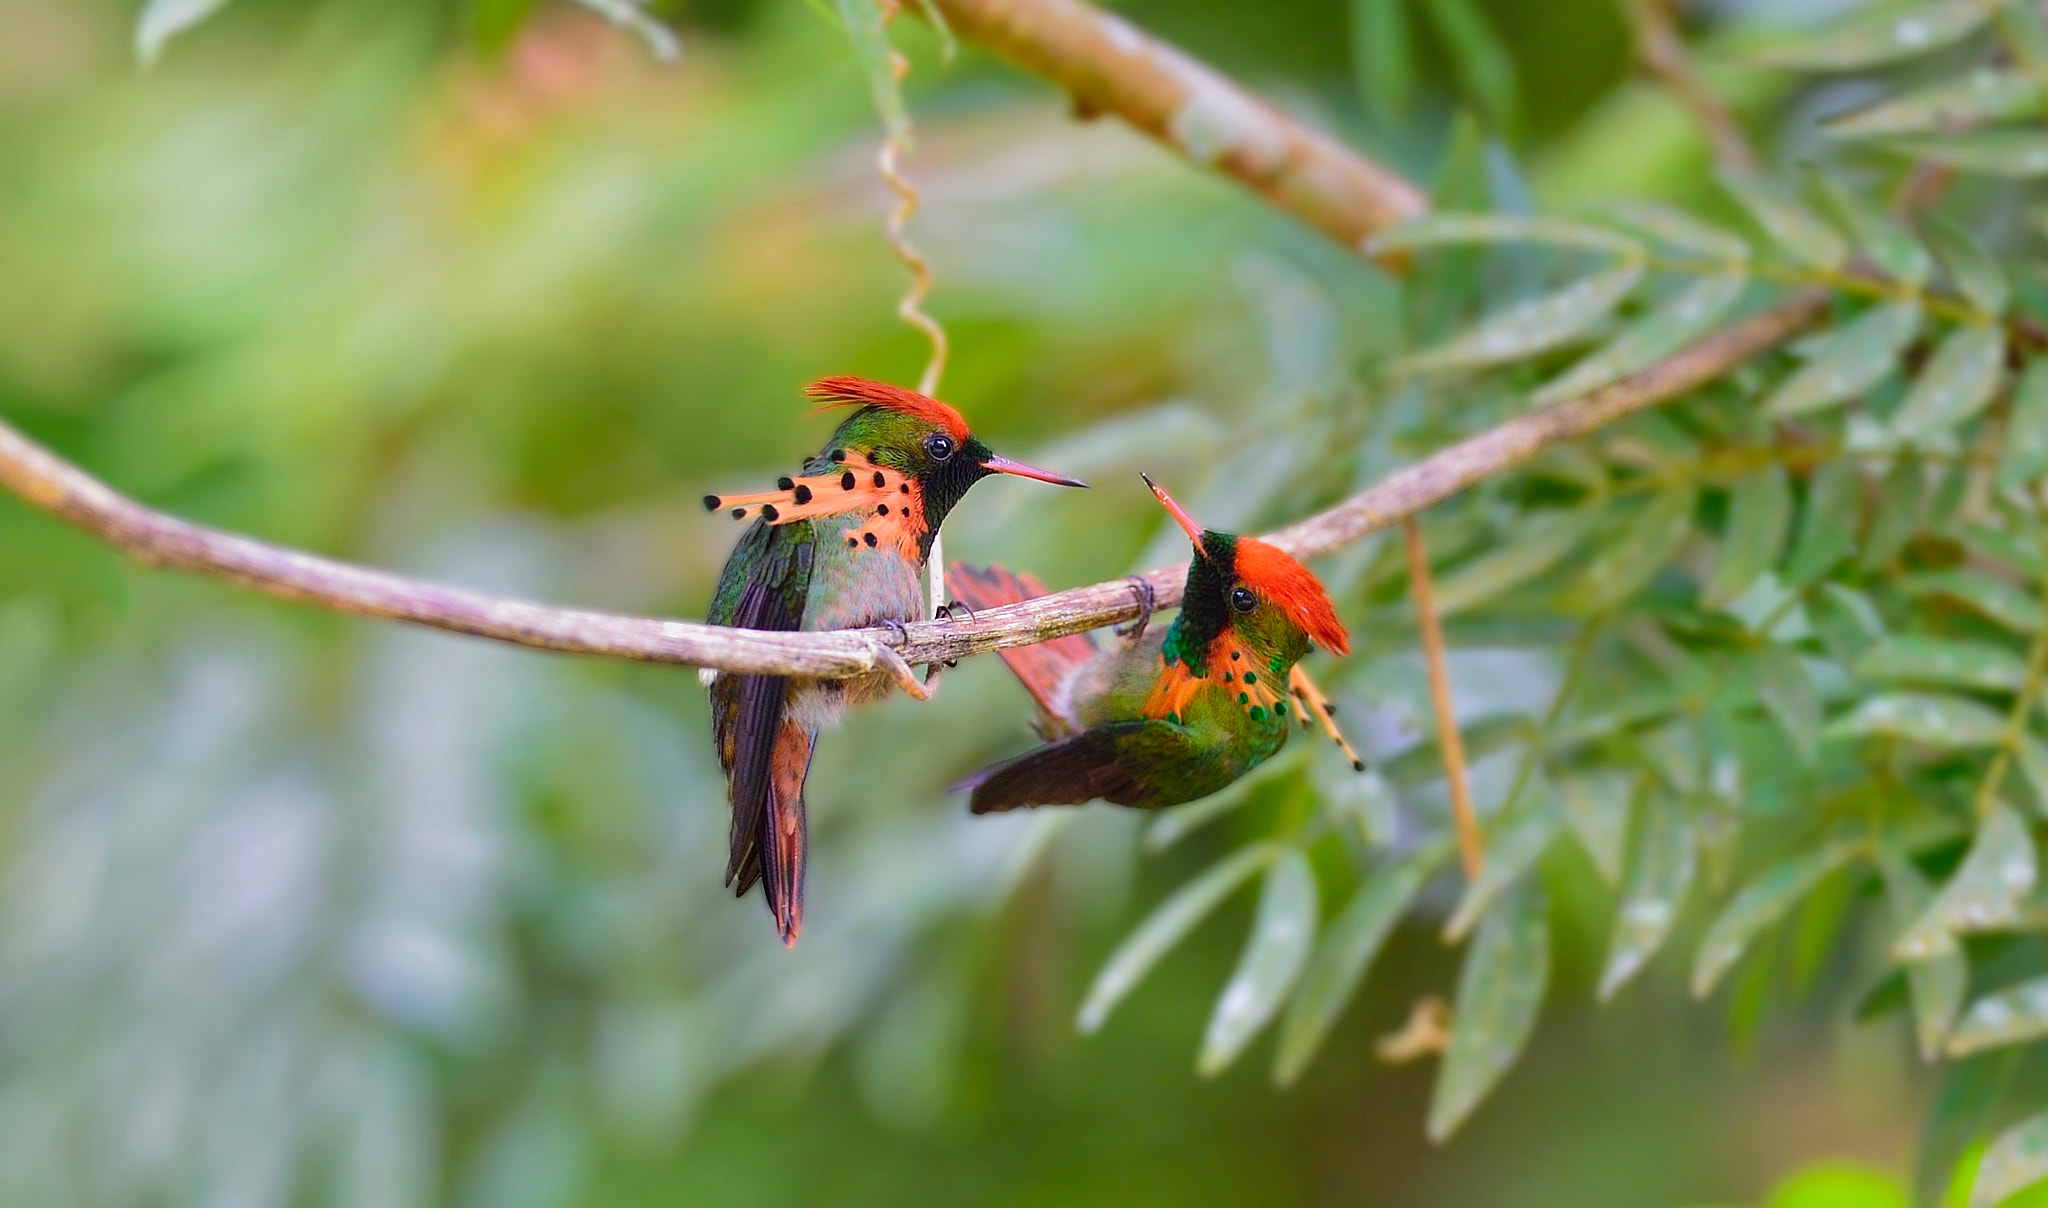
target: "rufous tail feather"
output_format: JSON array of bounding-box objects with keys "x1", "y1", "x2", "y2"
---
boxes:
[{"x1": 945, "y1": 563, "x2": 1096, "y2": 732}]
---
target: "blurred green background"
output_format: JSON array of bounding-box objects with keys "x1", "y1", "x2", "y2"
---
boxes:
[{"x1": 0, "y1": 0, "x2": 1944, "y2": 1204}]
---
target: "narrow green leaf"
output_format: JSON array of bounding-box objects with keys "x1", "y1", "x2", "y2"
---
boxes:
[
  {"x1": 1562, "y1": 485, "x2": 1697, "y2": 613},
  {"x1": 1880, "y1": 847, "x2": 1968, "y2": 1061},
  {"x1": 1814, "y1": 583, "x2": 1890, "y2": 665},
  {"x1": 1443, "y1": 793, "x2": 1561, "y2": 941},
  {"x1": 1077, "y1": 843, "x2": 1278, "y2": 1034},
  {"x1": 1895, "y1": 325, "x2": 2007, "y2": 442},
  {"x1": 136, "y1": 0, "x2": 234, "y2": 63},
  {"x1": 1416, "y1": 0, "x2": 1518, "y2": 133},
  {"x1": 1367, "y1": 213, "x2": 1645, "y2": 256},
  {"x1": 1274, "y1": 837, "x2": 1452, "y2": 1086},
  {"x1": 1747, "y1": 0, "x2": 1994, "y2": 70},
  {"x1": 1902, "y1": 569, "x2": 2047, "y2": 634},
  {"x1": 2018, "y1": 739, "x2": 2048, "y2": 818},
  {"x1": 1350, "y1": 0, "x2": 1417, "y2": 121},
  {"x1": 1718, "y1": 169, "x2": 1848, "y2": 271},
  {"x1": 1691, "y1": 836, "x2": 1862, "y2": 996},
  {"x1": 1898, "y1": 803, "x2": 2038, "y2": 958},
  {"x1": 1764, "y1": 301, "x2": 1921, "y2": 417},
  {"x1": 1824, "y1": 691, "x2": 2010, "y2": 748},
  {"x1": 1961, "y1": 524, "x2": 2048, "y2": 581},
  {"x1": 835, "y1": 0, "x2": 911, "y2": 143},
  {"x1": 1427, "y1": 882, "x2": 1550, "y2": 1142},
  {"x1": 1972, "y1": 1110, "x2": 2048, "y2": 1208},
  {"x1": 1560, "y1": 773, "x2": 1633, "y2": 885},
  {"x1": 1198, "y1": 851, "x2": 1319, "y2": 1076},
  {"x1": 1859, "y1": 453, "x2": 1928, "y2": 573},
  {"x1": 572, "y1": 0, "x2": 681, "y2": 61},
  {"x1": 1946, "y1": 976, "x2": 2048, "y2": 1057},
  {"x1": 1920, "y1": 1052, "x2": 2023, "y2": 1208},
  {"x1": 1922, "y1": 212, "x2": 2011, "y2": 317},
  {"x1": 1999, "y1": 359, "x2": 2048, "y2": 488},
  {"x1": 1433, "y1": 508, "x2": 1600, "y2": 615},
  {"x1": 1808, "y1": 168, "x2": 1933, "y2": 286},
  {"x1": 1602, "y1": 200, "x2": 1750, "y2": 261},
  {"x1": 1705, "y1": 465, "x2": 1793, "y2": 608},
  {"x1": 1599, "y1": 796, "x2": 1697, "y2": 1000},
  {"x1": 1997, "y1": 0, "x2": 2048, "y2": 77},
  {"x1": 1854, "y1": 636, "x2": 2029, "y2": 693},
  {"x1": 1533, "y1": 273, "x2": 1747, "y2": 404},
  {"x1": 1749, "y1": 643, "x2": 1822, "y2": 763},
  {"x1": 1824, "y1": 68, "x2": 2045, "y2": 139},
  {"x1": 1396, "y1": 262, "x2": 1645, "y2": 374},
  {"x1": 1785, "y1": 459, "x2": 1863, "y2": 587},
  {"x1": 1881, "y1": 131, "x2": 2048, "y2": 177}
]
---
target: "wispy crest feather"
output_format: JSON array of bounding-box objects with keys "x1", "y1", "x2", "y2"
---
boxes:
[{"x1": 804, "y1": 375, "x2": 969, "y2": 441}]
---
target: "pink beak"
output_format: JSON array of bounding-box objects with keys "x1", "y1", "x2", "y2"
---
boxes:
[
  {"x1": 1142, "y1": 473, "x2": 1207, "y2": 544},
  {"x1": 984, "y1": 454, "x2": 1087, "y2": 488}
]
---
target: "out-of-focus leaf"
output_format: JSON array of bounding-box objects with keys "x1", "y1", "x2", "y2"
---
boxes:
[
  {"x1": 1368, "y1": 213, "x2": 1644, "y2": 255},
  {"x1": 1427, "y1": 882, "x2": 1550, "y2": 1142},
  {"x1": 1274, "y1": 837, "x2": 1452, "y2": 1086},
  {"x1": 1382, "y1": 714, "x2": 1530, "y2": 789},
  {"x1": 1444, "y1": 790, "x2": 1561, "y2": 941},
  {"x1": 136, "y1": 0, "x2": 234, "y2": 63},
  {"x1": 1198, "y1": 850, "x2": 1318, "y2": 1076},
  {"x1": 1999, "y1": 360, "x2": 2048, "y2": 488},
  {"x1": 835, "y1": 0, "x2": 911, "y2": 143},
  {"x1": 1814, "y1": 583, "x2": 1890, "y2": 665},
  {"x1": 1351, "y1": 0, "x2": 1417, "y2": 121},
  {"x1": 1395, "y1": 262, "x2": 1645, "y2": 374},
  {"x1": 1854, "y1": 636, "x2": 2029, "y2": 693},
  {"x1": 1691, "y1": 835, "x2": 1862, "y2": 996},
  {"x1": 1922, "y1": 213, "x2": 2011, "y2": 317},
  {"x1": 1433, "y1": 508, "x2": 1600, "y2": 615},
  {"x1": 2018, "y1": 739, "x2": 2048, "y2": 818},
  {"x1": 1894, "y1": 325, "x2": 2006, "y2": 442},
  {"x1": 1880, "y1": 847, "x2": 1967, "y2": 1061},
  {"x1": 573, "y1": 0, "x2": 681, "y2": 61},
  {"x1": 1972, "y1": 1110, "x2": 2048, "y2": 1208},
  {"x1": 1881, "y1": 132, "x2": 2048, "y2": 176},
  {"x1": 1705, "y1": 465, "x2": 1792, "y2": 608},
  {"x1": 1318, "y1": 762, "x2": 1400, "y2": 847},
  {"x1": 1718, "y1": 169, "x2": 1848, "y2": 271},
  {"x1": 1785, "y1": 459, "x2": 1862, "y2": 586},
  {"x1": 1599, "y1": 795, "x2": 1697, "y2": 1000},
  {"x1": 1897, "y1": 803, "x2": 2038, "y2": 958},
  {"x1": 1561, "y1": 773, "x2": 1633, "y2": 885},
  {"x1": 1406, "y1": 116, "x2": 1489, "y2": 342},
  {"x1": 1859, "y1": 454, "x2": 1928, "y2": 572},
  {"x1": 1808, "y1": 168, "x2": 1932, "y2": 286},
  {"x1": 1603, "y1": 200, "x2": 1750, "y2": 260},
  {"x1": 1824, "y1": 69, "x2": 2045, "y2": 139},
  {"x1": 1533, "y1": 273, "x2": 1747, "y2": 404},
  {"x1": 1764, "y1": 301, "x2": 1921, "y2": 417},
  {"x1": 1747, "y1": 643, "x2": 1821, "y2": 763},
  {"x1": 1746, "y1": 0, "x2": 1993, "y2": 70},
  {"x1": 1920, "y1": 1052, "x2": 2022, "y2": 1208},
  {"x1": 1562, "y1": 484, "x2": 1697, "y2": 613},
  {"x1": 1416, "y1": 0, "x2": 1518, "y2": 133},
  {"x1": 1077, "y1": 842, "x2": 1278, "y2": 1034},
  {"x1": 1901, "y1": 569, "x2": 2047, "y2": 634},
  {"x1": 1824, "y1": 691, "x2": 2009, "y2": 748},
  {"x1": 1946, "y1": 976, "x2": 2048, "y2": 1057},
  {"x1": 1961, "y1": 525, "x2": 2048, "y2": 581}
]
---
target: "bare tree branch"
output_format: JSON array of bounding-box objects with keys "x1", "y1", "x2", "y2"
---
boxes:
[
  {"x1": 0, "y1": 290, "x2": 1827, "y2": 678},
  {"x1": 1622, "y1": 0, "x2": 1757, "y2": 172},
  {"x1": 924, "y1": 0, "x2": 1429, "y2": 257}
]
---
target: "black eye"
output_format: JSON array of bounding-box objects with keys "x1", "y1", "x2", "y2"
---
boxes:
[
  {"x1": 924, "y1": 433, "x2": 955, "y2": 462},
  {"x1": 1230, "y1": 586, "x2": 1257, "y2": 613}
]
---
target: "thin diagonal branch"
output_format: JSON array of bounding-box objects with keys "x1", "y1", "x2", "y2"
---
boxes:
[
  {"x1": 1622, "y1": 0, "x2": 1757, "y2": 172},
  {"x1": 0, "y1": 290, "x2": 1826, "y2": 679}
]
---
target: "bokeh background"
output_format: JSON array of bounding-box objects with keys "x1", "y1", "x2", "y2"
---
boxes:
[{"x1": 0, "y1": 0, "x2": 1947, "y2": 1204}]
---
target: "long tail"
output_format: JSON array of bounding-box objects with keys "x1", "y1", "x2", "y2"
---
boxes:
[
  {"x1": 945, "y1": 563, "x2": 1096, "y2": 731},
  {"x1": 726, "y1": 715, "x2": 816, "y2": 946}
]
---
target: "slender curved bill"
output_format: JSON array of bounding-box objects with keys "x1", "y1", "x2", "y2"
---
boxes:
[{"x1": 985, "y1": 454, "x2": 1087, "y2": 488}]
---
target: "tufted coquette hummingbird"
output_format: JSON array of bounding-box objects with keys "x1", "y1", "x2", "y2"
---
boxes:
[
  {"x1": 949, "y1": 474, "x2": 1360, "y2": 815},
  {"x1": 702, "y1": 376, "x2": 1085, "y2": 945}
]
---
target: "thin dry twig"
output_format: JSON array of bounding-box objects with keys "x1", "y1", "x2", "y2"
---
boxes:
[
  {"x1": 1622, "y1": 0, "x2": 1757, "y2": 172},
  {"x1": 0, "y1": 291, "x2": 1828, "y2": 678},
  {"x1": 877, "y1": 3, "x2": 949, "y2": 396},
  {"x1": 1404, "y1": 518, "x2": 1481, "y2": 878}
]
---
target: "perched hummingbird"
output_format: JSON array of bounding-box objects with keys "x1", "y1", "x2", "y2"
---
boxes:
[
  {"x1": 950, "y1": 474, "x2": 1358, "y2": 814},
  {"x1": 703, "y1": 376, "x2": 1085, "y2": 944}
]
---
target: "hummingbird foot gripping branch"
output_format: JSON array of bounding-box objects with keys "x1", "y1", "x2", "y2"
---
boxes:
[
  {"x1": 948, "y1": 474, "x2": 1361, "y2": 815},
  {"x1": 703, "y1": 376, "x2": 1085, "y2": 945}
]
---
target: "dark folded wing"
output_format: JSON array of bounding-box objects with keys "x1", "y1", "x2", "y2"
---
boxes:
[{"x1": 961, "y1": 721, "x2": 1180, "y2": 814}]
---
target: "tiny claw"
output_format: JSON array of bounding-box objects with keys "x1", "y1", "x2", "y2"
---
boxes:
[
  {"x1": 881, "y1": 617, "x2": 910, "y2": 644},
  {"x1": 1116, "y1": 576, "x2": 1156, "y2": 644},
  {"x1": 934, "y1": 600, "x2": 976, "y2": 623}
]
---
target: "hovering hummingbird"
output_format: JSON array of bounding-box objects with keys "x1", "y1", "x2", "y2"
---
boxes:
[
  {"x1": 703, "y1": 376, "x2": 1085, "y2": 944},
  {"x1": 950, "y1": 474, "x2": 1360, "y2": 814}
]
